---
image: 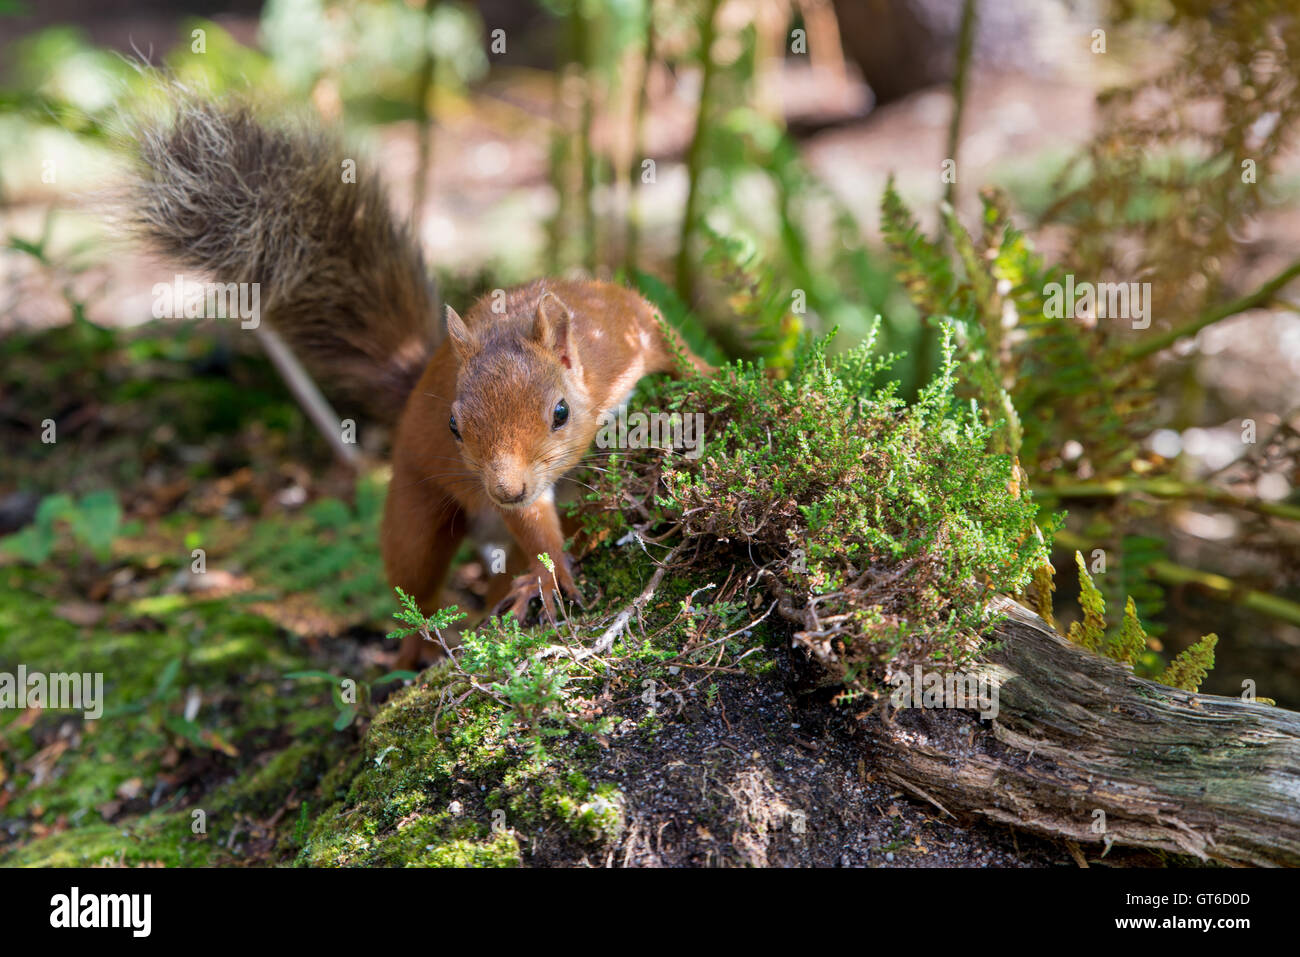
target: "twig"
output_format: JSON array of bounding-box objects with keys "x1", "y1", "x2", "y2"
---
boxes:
[
  {"x1": 592, "y1": 544, "x2": 682, "y2": 654},
  {"x1": 669, "y1": 599, "x2": 777, "y2": 665},
  {"x1": 942, "y1": 0, "x2": 977, "y2": 211},
  {"x1": 1125, "y1": 259, "x2": 1300, "y2": 361},
  {"x1": 412, "y1": 0, "x2": 438, "y2": 229},
  {"x1": 624, "y1": 0, "x2": 656, "y2": 275},
  {"x1": 254, "y1": 325, "x2": 360, "y2": 470},
  {"x1": 1037, "y1": 476, "x2": 1300, "y2": 523}
]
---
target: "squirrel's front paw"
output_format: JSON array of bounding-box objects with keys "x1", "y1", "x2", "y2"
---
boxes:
[
  {"x1": 492, "y1": 573, "x2": 543, "y2": 622},
  {"x1": 492, "y1": 570, "x2": 582, "y2": 623},
  {"x1": 491, "y1": 564, "x2": 585, "y2": 624}
]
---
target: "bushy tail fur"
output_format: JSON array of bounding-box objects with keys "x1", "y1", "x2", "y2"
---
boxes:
[{"x1": 126, "y1": 95, "x2": 435, "y2": 422}]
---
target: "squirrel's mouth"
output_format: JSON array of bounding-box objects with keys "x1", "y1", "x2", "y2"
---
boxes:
[{"x1": 488, "y1": 483, "x2": 551, "y2": 511}]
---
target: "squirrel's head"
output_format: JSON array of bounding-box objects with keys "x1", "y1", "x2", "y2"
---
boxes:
[{"x1": 445, "y1": 293, "x2": 591, "y2": 510}]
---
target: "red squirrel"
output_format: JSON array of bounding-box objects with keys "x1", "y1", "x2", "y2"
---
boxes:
[
  {"x1": 125, "y1": 97, "x2": 711, "y2": 668},
  {"x1": 385, "y1": 280, "x2": 711, "y2": 665}
]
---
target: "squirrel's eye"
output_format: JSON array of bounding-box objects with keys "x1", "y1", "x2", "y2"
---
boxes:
[
  {"x1": 552, "y1": 398, "x2": 569, "y2": 430},
  {"x1": 449, "y1": 413, "x2": 461, "y2": 441}
]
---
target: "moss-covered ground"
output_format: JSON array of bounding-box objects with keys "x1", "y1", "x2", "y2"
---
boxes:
[
  {"x1": 0, "y1": 319, "x2": 786, "y2": 867},
  {"x1": 2, "y1": 318, "x2": 1087, "y2": 867}
]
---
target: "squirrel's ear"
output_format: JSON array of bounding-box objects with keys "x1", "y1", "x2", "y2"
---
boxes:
[
  {"x1": 445, "y1": 305, "x2": 474, "y2": 361},
  {"x1": 533, "y1": 292, "x2": 575, "y2": 367}
]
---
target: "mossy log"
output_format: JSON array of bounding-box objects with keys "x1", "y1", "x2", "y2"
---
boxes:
[{"x1": 864, "y1": 598, "x2": 1300, "y2": 867}]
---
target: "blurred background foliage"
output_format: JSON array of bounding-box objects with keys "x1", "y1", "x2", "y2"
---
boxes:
[{"x1": 2, "y1": 0, "x2": 1300, "y2": 711}]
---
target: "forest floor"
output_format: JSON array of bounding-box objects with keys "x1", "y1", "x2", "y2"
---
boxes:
[
  {"x1": 3, "y1": 41, "x2": 1292, "y2": 865},
  {"x1": 0, "y1": 317, "x2": 1199, "y2": 868},
  {"x1": 6, "y1": 58, "x2": 1297, "y2": 705}
]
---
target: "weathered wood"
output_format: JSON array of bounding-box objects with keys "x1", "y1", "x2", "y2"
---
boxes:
[{"x1": 866, "y1": 598, "x2": 1300, "y2": 866}]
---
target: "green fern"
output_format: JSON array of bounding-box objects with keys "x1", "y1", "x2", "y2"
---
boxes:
[
  {"x1": 880, "y1": 179, "x2": 959, "y2": 319},
  {"x1": 1024, "y1": 550, "x2": 1057, "y2": 628},
  {"x1": 1159, "y1": 634, "x2": 1218, "y2": 694},
  {"x1": 1067, "y1": 551, "x2": 1107, "y2": 654},
  {"x1": 1063, "y1": 551, "x2": 1217, "y2": 690},
  {"x1": 1108, "y1": 596, "x2": 1149, "y2": 667},
  {"x1": 880, "y1": 186, "x2": 1182, "y2": 654}
]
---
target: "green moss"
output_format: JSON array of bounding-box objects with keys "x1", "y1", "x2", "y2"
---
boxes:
[
  {"x1": 542, "y1": 780, "x2": 624, "y2": 845},
  {"x1": 222, "y1": 741, "x2": 329, "y2": 815},
  {"x1": 422, "y1": 832, "x2": 522, "y2": 867},
  {"x1": 0, "y1": 538, "x2": 354, "y2": 865},
  {"x1": 1, "y1": 812, "x2": 216, "y2": 868},
  {"x1": 294, "y1": 668, "x2": 630, "y2": 865}
]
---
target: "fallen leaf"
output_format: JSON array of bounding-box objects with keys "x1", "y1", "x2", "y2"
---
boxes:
[
  {"x1": 28, "y1": 739, "x2": 69, "y2": 787},
  {"x1": 201, "y1": 730, "x2": 239, "y2": 758},
  {"x1": 53, "y1": 602, "x2": 104, "y2": 627}
]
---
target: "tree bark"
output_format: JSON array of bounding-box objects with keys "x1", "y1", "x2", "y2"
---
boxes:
[{"x1": 865, "y1": 598, "x2": 1300, "y2": 867}]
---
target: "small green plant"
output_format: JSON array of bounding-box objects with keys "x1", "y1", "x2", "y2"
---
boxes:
[
  {"x1": 1067, "y1": 552, "x2": 1106, "y2": 654},
  {"x1": 386, "y1": 586, "x2": 467, "y2": 645},
  {"x1": 2, "y1": 491, "x2": 123, "y2": 564},
  {"x1": 383, "y1": 587, "x2": 611, "y2": 759},
  {"x1": 581, "y1": 323, "x2": 1054, "y2": 693},
  {"x1": 1064, "y1": 551, "x2": 1217, "y2": 692},
  {"x1": 1111, "y1": 597, "x2": 1149, "y2": 667},
  {"x1": 1160, "y1": 634, "x2": 1218, "y2": 694}
]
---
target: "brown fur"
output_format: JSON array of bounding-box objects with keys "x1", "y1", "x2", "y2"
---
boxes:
[
  {"x1": 126, "y1": 95, "x2": 435, "y2": 421},
  {"x1": 124, "y1": 98, "x2": 712, "y2": 669},
  {"x1": 384, "y1": 278, "x2": 712, "y2": 667}
]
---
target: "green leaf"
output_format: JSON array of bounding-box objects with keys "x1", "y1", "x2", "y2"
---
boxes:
[
  {"x1": 372, "y1": 671, "x2": 417, "y2": 685},
  {"x1": 2, "y1": 523, "x2": 55, "y2": 563},
  {"x1": 74, "y1": 491, "x2": 122, "y2": 562},
  {"x1": 164, "y1": 715, "x2": 205, "y2": 747},
  {"x1": 154, "y1": 657, "x2": 183, "y2": 698},
  {"x1": 284, "y1": 670, "x2": 340, "y2": 682},
  {"x1": 35, "y1": 493, "x2": 75, "y2": 525}
]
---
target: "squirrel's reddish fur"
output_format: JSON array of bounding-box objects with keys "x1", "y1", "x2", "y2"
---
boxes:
[{"x1": 127, "y1": 96, "x2": 711, "y2": 667}]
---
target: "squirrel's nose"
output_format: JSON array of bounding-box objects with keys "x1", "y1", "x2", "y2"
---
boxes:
[{"x1": 495, "y1": 482, "x2": 527, "y2": 505}]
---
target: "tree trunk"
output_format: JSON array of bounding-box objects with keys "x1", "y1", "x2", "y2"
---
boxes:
[{"x1": 865, "y1": 598, "x2": 1300, "y2": 866}]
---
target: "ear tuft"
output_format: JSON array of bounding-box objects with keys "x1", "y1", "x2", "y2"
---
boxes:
[
  {"x1": 445, "y1": 305, "x2": 474, "y2": 361},
  {"x1": 533, "y1": 291, "x2": 574, "y2": 364}
]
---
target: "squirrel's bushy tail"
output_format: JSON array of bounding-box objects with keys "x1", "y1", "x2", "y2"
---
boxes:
[{"x1": 126, "y1": 95, "x2": 435, "y2": 422}]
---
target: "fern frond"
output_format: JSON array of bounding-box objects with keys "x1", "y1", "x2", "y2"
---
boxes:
[
  {"x1": 1159, "y1": 634, "x2": 1218, "y2": 693},
  {"x1": 1108, "y1": 596, "x2": 1149, "y2": 666},
  {"x1": 1067, "y1": 551, "x2": 1107, "y2": 653}
]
